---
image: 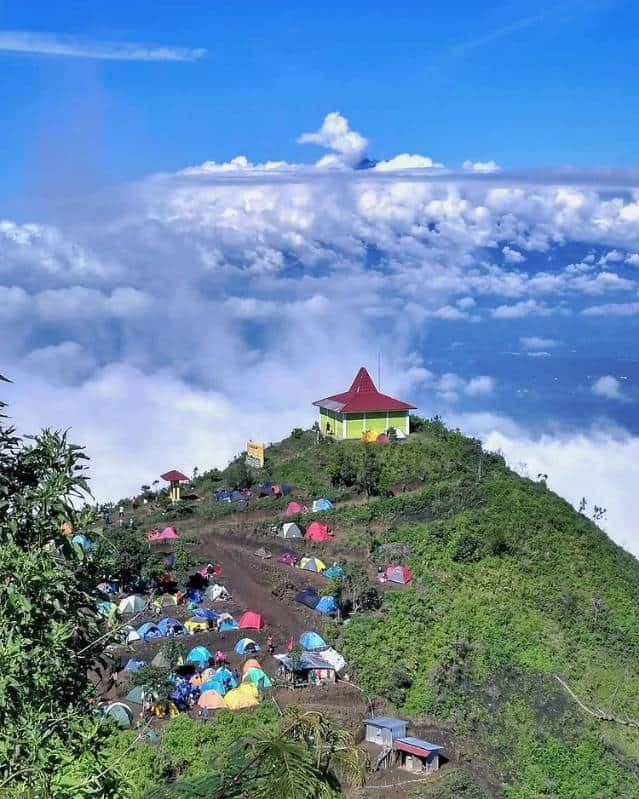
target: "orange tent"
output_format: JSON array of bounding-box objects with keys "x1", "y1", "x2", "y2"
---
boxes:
[
  {"x1": 242, "y1": 658, "x2": 261, "y2": 675},
  {"x1": 198, "y1": 690, "x2": 226, "y2": 709}
]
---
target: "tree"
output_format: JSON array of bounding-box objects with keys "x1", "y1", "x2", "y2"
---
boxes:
[
  {"x1": 93, "y1": 525, "x2": 155, "y2": 586},
  {"x1": 0, "y1": 380, "x2": 120, "y2": 797},
  {"x1": 147, "y1": 707, "x2": 365, "y2": 799},
  {"x1": 355, "y1": 444, "x2": 381, "y2": 496}
]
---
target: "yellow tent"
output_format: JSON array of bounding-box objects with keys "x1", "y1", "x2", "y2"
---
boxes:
[
  {"x1": 185, "y1": 618, "x2": 208, "y2": 634},
  {"x1": 361, "y1": 429, "x2": 376, "y2": 443},
  {"x1": 299, "y1": 556, "x2": 327, "y2": 573},
  {"x1": 224, "y1": 682, "x2": 259, "y2": 710},
  {"x1": 242, "y1": 658, "x2": 261, "y2": 675},
  {"x1": 154, "y1": 594, "x2": 178, "y2": 609}
]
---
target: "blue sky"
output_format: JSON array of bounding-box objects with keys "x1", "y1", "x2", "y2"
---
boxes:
[
  {"x1": 2, "y1": 0, "x2": 639, "y2": 212},
  {"x1": 1, "y1": 1, "x2": 639, "y2": 552}
]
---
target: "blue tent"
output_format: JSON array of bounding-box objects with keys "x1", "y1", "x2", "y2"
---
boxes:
[
  {"x1": 218, "y1": 616, "x2": 239, "y2": 631},
  {"x1": 186, "y1": 588, "x2": 202, "y2": 604},
  {"x1": 215, "y1": 489, "x2": 232, "y2": 502},
  {"x1": 123, "y1": 658, "x2": 146, "y2": 672},
  {"x1": 201, "y1": 669, "x2": 237, "y2": 695},
  {"x1": 313, "y1": 498, "x2": 334, "y2": 512},
  {"x1": 187, "y1": 645, "x2": 212, "y2": 667},
  {"x1": 158, "y1": 618, "x2": 186, "y2": 636},
  {"x1": 193, "y1": 608, "x2": 218, "y2": 621},
  {"x1": 163, "y1": 553, "x2": 176, "y2": 567},
  {"x1": 72, "y1": 533, "x2": 93, "y2": 550},
  {"x1": 230, "y1": 490, "x2": 246, "y2": 503},
  {"x1": 137, "y1": 622, "x2": 162, "y2": 641},
  {"x1": 97, "y1": 600, "x2": 116, "y2": 618},
  {"x1": 316, "y1": 596, "x2": 338, "y2": 614},
  {"x1": 324, "y1": 565, "x2": 345, "y2": 579},
  {"x1": 234, "y1": 638, "x2": 261, "y2": 655},
  {"x1": 299, "y1": 631, "x2": 327, "y2": 650},
  {"x1": 295, "y1": 587, "x2": 320, "y2": 610}
]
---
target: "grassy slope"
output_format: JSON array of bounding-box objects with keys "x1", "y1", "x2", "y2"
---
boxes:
[{"x1": 197, "y1": 423, "x2": 639, "y2": 798}]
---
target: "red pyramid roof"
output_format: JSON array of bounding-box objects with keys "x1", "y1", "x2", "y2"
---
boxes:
[
  {"x1": 313, "y1": 367, "x2": 416, "y2": 413},
  {"x1": 161, "y1": 470, "x2": 188, "y2": 482}
]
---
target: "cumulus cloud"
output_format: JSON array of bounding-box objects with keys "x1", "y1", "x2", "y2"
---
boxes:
[
  {"x1": 1, "y1": 109, "x2": 639, "y2": 563},
  {"x1": 502, "y1": 246, "x2": 526, "y2": 263},
  {"x1": 298, "y1": 112, "x2": 368, "y2": 167},
  {"x1": 463, "y1": 159, "x2": 500, "y2": 173},
  {"x1": 592, "y1": 376, "x2": 624, "y2": 400}
]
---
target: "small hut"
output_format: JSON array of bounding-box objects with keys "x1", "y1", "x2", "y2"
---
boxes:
[
  {"x1": 393, "y1": 737, "x2": 443, "y2": 773},
  {"x1": 161, "y1": 470, "x2": 188, "y2": 502},
  {"x1": 275, "y1": 653, "x2": 336, "y2": 686},
  {"x1": 363, "y1": 717, "x2": 408, "y2": 748}
]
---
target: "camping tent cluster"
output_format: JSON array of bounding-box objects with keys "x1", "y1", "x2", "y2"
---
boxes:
[
  {"x1": 276, "y1": 552, "x2": 344, "y2": 580},
  {"x1": 215, "y1": 482, "x2": 292, "y2": 504},
  {"x1": 118, "y1": 608, "x2": 264, "y2": 645},
  {"x1": 283, "y1": 498, "x2": 334, "y2": 517},
  {"x1": 276, "y1": 521, "x2": 333, "y2": 542},
  {"x1": 294, "y1": 587, "x2": 338, "y2": 614}
]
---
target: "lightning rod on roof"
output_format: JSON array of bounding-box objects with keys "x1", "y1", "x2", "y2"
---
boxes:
[{"x1": 377, "y1": 351, "x2": 381, "y2": 389}]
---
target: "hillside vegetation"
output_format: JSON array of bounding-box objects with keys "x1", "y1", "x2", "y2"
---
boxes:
[{"x1": 192, "y1": 420, "x2": 639, "y2": 798}]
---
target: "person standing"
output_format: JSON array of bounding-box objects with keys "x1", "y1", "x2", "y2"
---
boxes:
[{"x1": 267, "y1": 633, "x2": 275, "y2": 656}]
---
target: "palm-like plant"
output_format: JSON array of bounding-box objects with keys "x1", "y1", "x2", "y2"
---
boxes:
[{"x1": 146, "y1": 707, "x2": 365, "y2": 799}]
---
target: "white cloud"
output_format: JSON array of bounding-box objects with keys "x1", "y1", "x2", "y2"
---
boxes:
[
  {"x1": 492, "y1": 300, "x2": 552, "y2": 319},
  {"x1": 521, "y1": 336, "x2": 559, "y2": 350},
  {"x1": 375, "y1": 154, "x2": 443, "y2": 170},
  {"x1": 592, "y1": 376, "x2": 624, "y2": 400},
  {"x1": 298, "y1": 112, "x2": 368, "y2": 167},
  {"x1": 598, "y1": 249, "x2": 625, "y2": 265},
  {"x1": 0, "y1": 30, "x2": 206, "y2": 61},
  {"x1": 626, "y1": 253, "x2": 639, "y2": 266},
  {"x1": 502, "y1": 245, "x2": 525, "y2": 263},
  {"x1": 463, "y1": 159, "x2": 500, "y2": 173},
  {"x1": 583, "y1": 302, "x2": 639, "y2": 316},
  {"x1": 465, "y1": 376, "x2": 495, "y2": 396},
  {"x1": 482, "y1": 425, "x2": 639, "y2": 556}
]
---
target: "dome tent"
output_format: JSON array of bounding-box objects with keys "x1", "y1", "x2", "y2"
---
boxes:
[
  {"x1": 243, "y1": 667, "x2": 272, "y2": 688},
  {"x1": 299, "y1": 631, "x2": 327, "y2": 650},
  {"x1": 385, "y1": 565, "x2": 412, "y2": 584},
  {"x1": 295, "y1": 586, "x2": 321, "y2": 609},
  {"x1": 315, "y1": 595, "x2": 338, "y2": 614},
  {"x1": 217, "y1": 613, "x2": 239, "y2": 631},
  {"x1": 324, "y1": 564, "x2": 345, "y2": 579},
  {"x1": 285, "y1": 501, "x2": 305, "y2": 516},
  {"x1": 157, "y1": 617, "x2": 186, "y2": 636},
  {"x1": 119, "y1": 594, "x2": 147, "y2": 614},
  {"x1": 198, "y1": 690, "x2": 226, "y2": 709},
  {"x1": 185, "y1": 617, "x2": 209, "y2": 634},
  {"x1": 104, "y1": 702, "x2": 133, "y2": 729},
  {"x1": 312, "y1": 498, "x2": 334, "y2": 512},
  {"x1": 242, "y1": 658, "x2": 262, "y2": 674},
  {"x1": 238, "y1": 611, "x2": 264, "y2": 630},
  {"x1": 187, "y1": 646, "x2": 212, "y2": 668},
  {"x1": 278, "y1": 522, "x2": 303, "y2": 539},
  {"x1": 123, "y1": 658, "x2": 145, "y2": 672},
  {"x1": 137, "y1": 622, "x2": 162, "y2": 641},
  {"x1": 234, "y1": 638, "x2": 261, "y2": 655},
  {"x1": 224, "y1": 682, "x2": 259, "y2": 710},
  {"x1": 304, "y1": 522, "x2": 332, "y2": 542},
  {"x1": 299, "y1": 556, "x2": 327, "y2": 573}
]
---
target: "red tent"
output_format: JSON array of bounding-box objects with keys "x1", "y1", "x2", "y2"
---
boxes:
[
  {"x1": 238, "y1": 611, "x2": 264, "y2": 630},
  {"x1": 160, "y1": 526, "x2": 179, "y2": 539},
  {"x1": 285, "y1": 501, "x2": 304, "y2": 516},
  {"x1": 305, "y1": 521, "x2": 332, "y2": 542},
  {"x1": 385, "y1": 564, "x2": 412, "y2": 584},
  {"x1": 376, "y1": 433, "x2": 390, "y2": 443}
]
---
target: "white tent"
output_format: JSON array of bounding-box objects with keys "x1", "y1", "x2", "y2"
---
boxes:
[
  {"x1": 118, "y1": 594, "x2": 147, "y2": 614},
  {"x1": 204, "y1": 583, "x2": 230, "y2": 601},
  {"x1": 122, "y1": 625, "x2": 142, "y2": 644},
  {"x1": 278, "y1": 522, "x2": 303, "y2": 539},
  {"x1": 317, "y1": 646, "x2": 347, "y2": 675}
]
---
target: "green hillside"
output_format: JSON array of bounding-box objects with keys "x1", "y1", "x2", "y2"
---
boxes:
[{"x1": 200, "y1": 420, "x2": 639, "y2": 798}]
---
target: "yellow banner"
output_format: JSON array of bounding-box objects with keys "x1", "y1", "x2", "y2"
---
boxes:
[{"x1": 246, "y1": 440, "x2": 265, "y2": 468}]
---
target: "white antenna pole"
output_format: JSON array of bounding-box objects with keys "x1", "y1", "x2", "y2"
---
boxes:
[{"x1": 377, "y1": 351, "x2": 381, "y2": 388}]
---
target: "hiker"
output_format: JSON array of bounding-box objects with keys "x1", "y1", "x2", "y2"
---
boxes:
[
  {"x1": 287, "y1": 636, "x2": 294, "y2": 652},
  {"x1": 266, "y1": 633, "x2": 275, "y2": 656}
]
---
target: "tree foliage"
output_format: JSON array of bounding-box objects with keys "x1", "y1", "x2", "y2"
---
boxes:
[{"x1": 0, "y1": 386, "x2": 120, "y2": 797}]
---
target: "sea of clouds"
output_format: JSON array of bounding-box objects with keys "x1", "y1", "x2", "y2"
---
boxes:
[{"x1": 2, "y1": 112, "x2": 638, "y2": 552}]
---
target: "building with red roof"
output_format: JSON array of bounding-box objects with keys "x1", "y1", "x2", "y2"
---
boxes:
[
  {"x1": 161, "y1": 470, "x2": 189, "y2": 502},
  {"x1": 313, "y1": 367, "x2": 415, "y2": 439}
]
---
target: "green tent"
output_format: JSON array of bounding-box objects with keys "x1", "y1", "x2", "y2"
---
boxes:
[
  {"x1": 105, "y1": 702, "x2": 133, "y2": 729},
  {"x1": 126, "y1": 685, "x2": 146, "y2": 705},
  {"x1": 151, "y1": 651, "x2": 171, "y2": 669},
  {"x1": 243, "y1": 667, "x2": 272, "y2": 689}
]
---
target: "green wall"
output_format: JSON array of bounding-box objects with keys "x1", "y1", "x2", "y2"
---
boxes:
[{"x1": 319, "y1": 408, "x2": 409, "y2": 438}]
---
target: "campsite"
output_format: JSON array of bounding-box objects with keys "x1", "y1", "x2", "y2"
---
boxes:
[{"x1": 6, "y1": 372, "x2": 639, "y2": 799}]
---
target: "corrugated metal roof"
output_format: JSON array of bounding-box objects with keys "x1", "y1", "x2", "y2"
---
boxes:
[
  {"x1": 275, "y1": 653, "x2": 335, "y2": 671},
  {"x1": 394, "y1": 736, "x2": 443, "y2": 754},
  {"x1": 364, "y1": 716, "x2": 408, "y2": 732}
]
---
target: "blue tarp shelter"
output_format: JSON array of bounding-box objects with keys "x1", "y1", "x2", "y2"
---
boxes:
[
  {"x1": 295, "y1": 587, "x2": 320, "y2": 610},
  {"x1": 215, "y1": 489, "x2": 232, "y2": 502},
  {"x1": 193, "y1": 608, "x2": 218, "y2": 621}
]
